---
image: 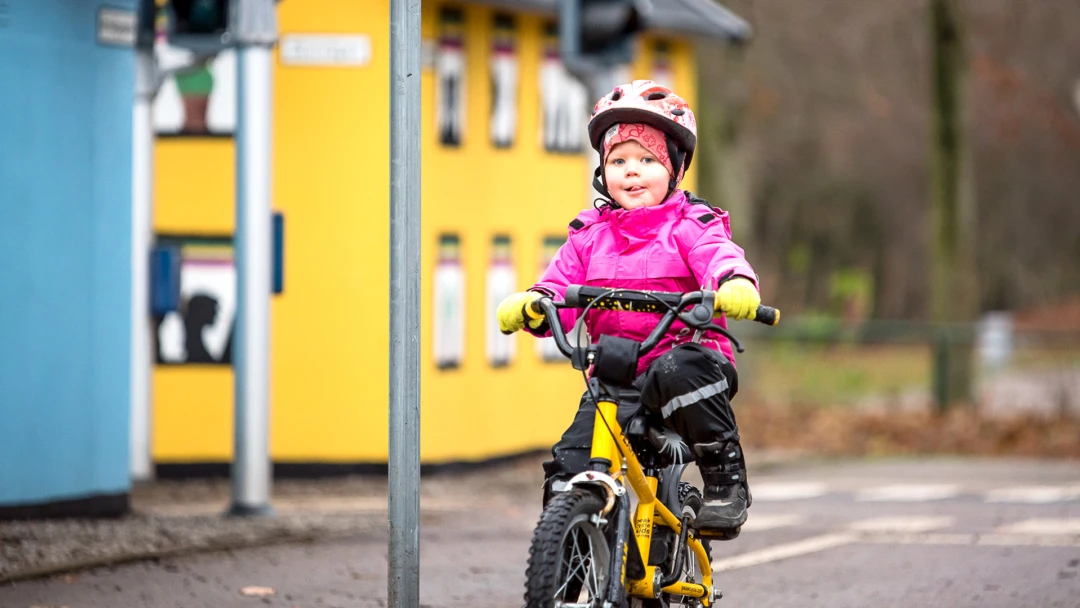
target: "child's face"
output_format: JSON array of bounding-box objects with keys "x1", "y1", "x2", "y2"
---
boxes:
[{"x1": 604, "y1": 140, "x2": 671, "y2": 210}]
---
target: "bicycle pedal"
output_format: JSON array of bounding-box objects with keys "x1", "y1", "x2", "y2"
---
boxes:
[{"x1": 696, "y1": 525, "x2": 741, "y2": 541}]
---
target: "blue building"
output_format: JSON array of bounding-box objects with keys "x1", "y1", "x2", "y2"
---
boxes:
[{"x1": 0, "y1": 0, "x2": 136, "y2": 517}]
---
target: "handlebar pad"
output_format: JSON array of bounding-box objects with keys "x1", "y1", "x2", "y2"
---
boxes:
[
  {"x1": 564, "y1": 285, "x2": 682, "y2": 311},
  {"x1": 755, "y1": 305, "x2": 780, "y2": 326}
]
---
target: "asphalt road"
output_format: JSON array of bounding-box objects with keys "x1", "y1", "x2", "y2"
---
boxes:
[{"x1": 3, "y1": 457, "x2": 1079, "y2": 608}]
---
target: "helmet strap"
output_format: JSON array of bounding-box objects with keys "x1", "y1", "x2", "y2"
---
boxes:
[
  {"x1": 665, "y1": 136, "x2": 686, "y2": 178},
  {"x1": 666, "y1": 180, "x2": 678, "y2": 201},
  {"x1": 664, "y1": 135, "x2": 687, "y2": 202},
  {"x1": 592, "y1": 165, "x2": 615, "y2": 203}
]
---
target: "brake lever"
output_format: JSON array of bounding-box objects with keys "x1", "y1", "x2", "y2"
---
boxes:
[
  {"x1": 677, "y1": 302, "x2": 715, "y2": 329},
  {"x1": 680, "y1": 319, "x2": 744, "y2": 353},
  {"x1": 675, "y1": 295, "x2": 745, "y2": 353},
  {"x1": 705, "y1": 323, "x2": 745, "y2": 353}
]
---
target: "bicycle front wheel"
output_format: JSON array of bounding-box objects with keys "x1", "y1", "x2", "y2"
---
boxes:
[{"x1": 524, "y1": 488, "x2": 613, "y2": 608}]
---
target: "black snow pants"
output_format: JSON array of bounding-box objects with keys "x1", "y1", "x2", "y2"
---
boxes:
[{"x1": 542, "y1": 342, "x2": 740, "y2": 491}]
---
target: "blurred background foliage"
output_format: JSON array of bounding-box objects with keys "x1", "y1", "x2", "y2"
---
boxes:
[{"x1": 696, "y1": 0, "x2": 1080, "y2": 321}]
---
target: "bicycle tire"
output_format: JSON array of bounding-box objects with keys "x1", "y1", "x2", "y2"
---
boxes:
[{"x1": 524, "y1": 488, "x2": 614, "y2": 608}]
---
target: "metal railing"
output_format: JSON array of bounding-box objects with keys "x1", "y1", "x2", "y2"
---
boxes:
[{"x1": 732, "y1": 316, "x2": 1080, "y2": 418}]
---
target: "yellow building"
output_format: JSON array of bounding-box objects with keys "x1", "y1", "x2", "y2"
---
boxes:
[{"x1": 150, "y1": 0, "x2": 744, "y2": 471}]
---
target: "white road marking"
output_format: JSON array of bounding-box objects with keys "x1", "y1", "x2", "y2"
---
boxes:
[
  {"x1": 995, "y1": 518, "x2": 1080, "y2": 535},
  {"x1": 741, "y1": 514, "x2": 804, "y2": 531},
  {"x1": 847, "y1": 515, "x2": 955, "y2": 533},
  {"x1": 856, "y1": 484, "x2": 959, "y2": 502},
  {"x1": 868, "y1": 532, "x2": 977, "y2": 546},
  {"x1": 862, "y1": 532, "x2": 1080, "y2": 548},
  {"x1": 707, "y1": 515, "x2": 1080, "y2": 573},
  {"x1": 711, "y1": 533, "x2": 856, "y2": 572},
  {"x1": 976, "y1": 533, "x2": 1080, "y2": 547},
  {"x1": 752, "y1": 482, "x2": 828, "y2": 502},
  {"x1": 984, "y1": 485, "x2": 1080, "y2": 504}
]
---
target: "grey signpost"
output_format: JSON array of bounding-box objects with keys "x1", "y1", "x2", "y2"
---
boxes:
[
  {"x1": 229, "y1": 0, "x2": 278, "y2": 517},
  {"x1": 388, "y1": 0, "x2": 422, "y2": 605},
  {"x1": 131, "y1": 21, "x2": 156, "y2": 483}
]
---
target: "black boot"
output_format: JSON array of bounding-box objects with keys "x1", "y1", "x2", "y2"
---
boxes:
[{"x1": 694, "y1": 441, "x2": 751, "y2": 539}]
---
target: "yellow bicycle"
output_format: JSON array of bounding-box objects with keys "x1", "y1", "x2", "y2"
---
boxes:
[{"x1": 523, "y1": 286, "x2": 778, "y2": 608}]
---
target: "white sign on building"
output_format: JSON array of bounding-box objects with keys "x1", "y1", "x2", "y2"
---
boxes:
[
  {"x1": 279, "y1": 34, "x2": 372, "y2": 67},
  {"x1": 97, "y1": 7, "x2": 136, "y2": 47}
]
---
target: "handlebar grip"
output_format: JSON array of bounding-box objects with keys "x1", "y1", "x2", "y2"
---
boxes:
[
  {"x1": 527, "y1": 297, "x2": 544, "y2": 318},
  {"x1": 755, "y1": 305, "x2": 780, "y2": 326},
  {"x1": 499, "y1": 296, "x2": 546, "y2": 335}
]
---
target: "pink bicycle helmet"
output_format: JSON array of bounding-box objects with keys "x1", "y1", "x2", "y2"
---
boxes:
[{"x1": 588, "y1": 80, "x2": 698, "y2": 175}]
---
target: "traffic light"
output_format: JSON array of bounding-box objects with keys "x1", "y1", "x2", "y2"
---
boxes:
[
  {"x1": 135, "y1": 0, "x2": 158, "y2": 50},
  {"x1": 560, "y1": 0, "x2": 649, "y2": 72},
  {"x1": 171, "y1": 0, "x2": 229, "y2": 36},
  {"x1": 168, "y1": 0, "x2": 231, "y2": 51}
]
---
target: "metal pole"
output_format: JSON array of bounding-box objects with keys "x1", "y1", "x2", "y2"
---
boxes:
[
  {"x1": 388, "y1": 0, "x2": 422, "y2": 605},
  {"x1": 130, "y1": 45, "x2": 156, "y2": 482},
  {"x1": 229, "y1": 0, "x2": 277, "y2": 516}
]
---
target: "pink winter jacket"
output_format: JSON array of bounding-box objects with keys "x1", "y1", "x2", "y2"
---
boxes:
[{"x1": 529, "y1": 190, "x2": 758, "y2": 375}]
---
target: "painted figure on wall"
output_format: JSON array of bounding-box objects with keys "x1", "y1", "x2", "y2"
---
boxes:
[
  {"x1": 155, "y1": 239, "x2": 236, "y2": 365},
  {"x1": 151, "y1": 2, "x2": 236, "y2": 135},
  {"x1": 539, "y1": 22, "x2": 588, "y2": 153},
  {"x1": 486, "y1": 235, "x2": 517, "y2": 367},
  {"x1": 434, "y1": 233, "x2": 466, "y2": 369},
  {"x1": 436, "y1": 7, "x2": 466, "y2": 147},
  {"x1": 154, "y1": 50, "x2": 236, "y2": 135},
  {"x1": 490, "y1": 14, "x2": 519, "y2": 148},
  {"x1": 174, "y1": 61, "x2": 214, "y2": 132}
]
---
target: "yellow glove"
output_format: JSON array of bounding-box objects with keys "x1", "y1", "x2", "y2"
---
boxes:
[
  {"x1": 716, "y1": 277, "x2": 760, "y2": 321},
  {"x1": 497, "y1": 291, "x2": 545, "y2": 334}
]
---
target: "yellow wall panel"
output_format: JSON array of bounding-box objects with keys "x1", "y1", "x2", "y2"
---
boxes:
[
  {"x1": 154, "y1": 139, "x2": 235, "y2": 234},
  {"x1": 268, "y1": 0, "x2": 391, "y2": 462},
  {"x1": 153, "y1": 367, "x2": 233, "y2": 461}
]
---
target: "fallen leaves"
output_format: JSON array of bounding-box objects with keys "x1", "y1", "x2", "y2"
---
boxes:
[{"x1": 240, "y1": 585, "x2": 276, "y2": 597}]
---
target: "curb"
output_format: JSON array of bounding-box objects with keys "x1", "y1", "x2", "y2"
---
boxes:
[{"x1": 0, "y1": 528, "x2": 328, "y2": 585}]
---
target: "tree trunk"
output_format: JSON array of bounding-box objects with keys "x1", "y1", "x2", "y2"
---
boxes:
[{"x1": 929, "y1": 0, "x2": 977, "y2": 411}]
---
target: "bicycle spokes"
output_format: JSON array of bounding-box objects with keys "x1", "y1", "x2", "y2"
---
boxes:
[
  {"x1": 552, "y1": 516, "x2": 613, "y2": 604},
  {"x1": 555, "y1": 525, "x2": 605, "y2": 602}
]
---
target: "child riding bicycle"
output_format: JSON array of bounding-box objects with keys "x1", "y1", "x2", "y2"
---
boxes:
[{"x1": 497, "y1": 80, "x2": 762, "y2": 538}]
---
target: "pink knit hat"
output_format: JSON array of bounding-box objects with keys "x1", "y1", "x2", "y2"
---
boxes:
[{"x1": 601, "y1": 122, "x2": 681, "y2": 183}]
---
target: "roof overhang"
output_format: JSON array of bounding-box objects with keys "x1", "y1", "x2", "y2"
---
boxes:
[{"x1": 458, "y1": 0, "x2": 752, "y2": 44}]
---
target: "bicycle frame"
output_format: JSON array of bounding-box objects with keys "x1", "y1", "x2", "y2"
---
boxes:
[
  {"x1": 530, "y1": 287, "x2": 776, "y2": 606},
  {"x1": 588, "y1": 397, "x2": 714, "y2": 604}
]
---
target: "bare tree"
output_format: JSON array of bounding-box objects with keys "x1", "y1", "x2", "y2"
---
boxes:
[
  {"x1": 693, "y1": 0, "x2": 1080, "y2": 321},
  {"x1": 928, "y1": 0, "x2": 976, "y2": 409}
]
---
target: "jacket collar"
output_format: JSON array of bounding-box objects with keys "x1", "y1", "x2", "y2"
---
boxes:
[{"x1": 607, "y1": 190, "x2": 689, "y2": 239}]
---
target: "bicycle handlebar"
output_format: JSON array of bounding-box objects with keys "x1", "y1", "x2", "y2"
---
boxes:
[
  {"x1": 563, "y1": 286, "x2": 780, "y2": 327},
  {"x1": 529, "y1": 286, "x2": 780, "y2": 360}
]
